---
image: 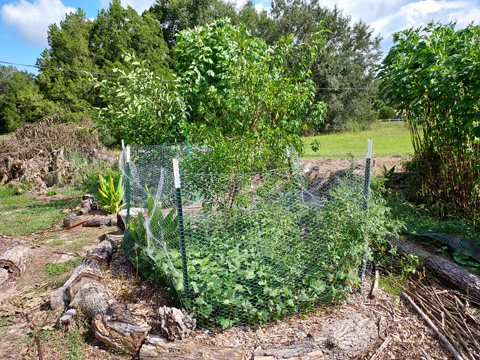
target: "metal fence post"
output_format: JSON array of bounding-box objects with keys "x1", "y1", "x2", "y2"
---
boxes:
[
  {"x1": 359, "y1": 139, "x2": 373, "y2": 284},
  {"x1": 173, "y1": 158, "x2": 190, "y2": 296},
  {"x1": 125, "y1": 145, "x2": 131, "y2": 227},
  {"x1": 363, "y1": 139, "x2": 373, "y2": 211}
]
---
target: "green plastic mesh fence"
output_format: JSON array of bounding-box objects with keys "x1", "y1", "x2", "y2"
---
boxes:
[{"x1": 120, "y1": 144, "x2": 372, "y2": 328}]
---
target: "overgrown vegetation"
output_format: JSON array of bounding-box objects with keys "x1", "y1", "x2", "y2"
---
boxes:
[
  {"x1": 379, "y1": 22, "x2": 480, "y2": 224},
  {"x1": 123, "y1": 160, "x2": 396, "y2": 328}
]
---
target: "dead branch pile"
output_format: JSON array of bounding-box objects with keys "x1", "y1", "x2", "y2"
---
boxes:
[
  {"x1": 404, "y1": 280, "x2": 480, "y2": 360},
  {"x1": 0, "y1": 119, "x2": 108, "y2": 188}
]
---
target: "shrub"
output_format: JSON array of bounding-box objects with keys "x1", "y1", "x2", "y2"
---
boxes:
[{"x1": 378, "y1": 106, "x2": 395, "y2": 120}]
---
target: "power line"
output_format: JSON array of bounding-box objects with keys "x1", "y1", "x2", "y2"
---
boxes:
[
  {"x1": 0, "y1": 59, "x2": 378, "y2": 89},
  {"x1": 0, "y1": 59, "x2": 176, "y2": 81},
  {"x1": 0, "y1": 60, "x2": 116, "y2": 77}
]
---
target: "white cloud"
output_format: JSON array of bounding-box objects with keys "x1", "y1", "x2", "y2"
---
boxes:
[
  {"x1": 0, "y1": 0, "x2": 75, "y2": 46},
  {"x1": 99, "y1": 0, "x2": 155, "y2": 14},
  {"x1": 318, "y1": 0, "x2": 480, "y2": 54},
  {"x1": 1, "y1": 0, "x2": 75, "y2": 47}
]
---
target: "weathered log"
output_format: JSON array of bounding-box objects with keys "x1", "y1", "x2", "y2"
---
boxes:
[
  {"x1": 0, "y1": 268, "x2": 9, "y2": 286},
  {"x1": 50, "y1": 259, "x2": 103, "y2": 309},
  {"x1": 63, "y1": 211, "x2": 81, "y2": 227},
  {"x1": 390, "y1": 237, "x2": 480, "y2": 301},
  {"x1": 77, "y1": 199, "x2": 91, "y2": 216},
  {"x1": 254, "y1": 313, "x2": 377, "y2": 360},
  {"x1": 158, "y1": 306, "x2": 196, "y2": 340},
  {"x1": 93, "y1": 314, "x2": 150, "y2": 354},
  {"x1": 52, "y1": 236, "x2": 149, "y2": 354},
  {"x1": 139, "y1": 335, "x2": 247, "y2": 360},
  {"x1": 83, "y1": 216, "x2": 117, "y2": 228},
  {"x1": 84, "y1": 238, "x2": 116, "y2": 265},
  {"x1": 68, "y1": 279, "x2": 149, "y2": 353},
  {"x1": 0, "y1": 245, "x2": 34, "y2": 278}
]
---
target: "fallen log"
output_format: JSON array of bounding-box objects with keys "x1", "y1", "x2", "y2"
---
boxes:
[
  {"x1": 50, "y1": 258, "x2": 103, "y2": 309},
  {"x1": 85, "y1": 238, "x2": 115, "y2": 265},
  {"x1": 0, "y1": 245, "x2": 34, "y2": 278},
  {"x1": 83, "y1": 216, "x2": 117, "y2": 228},
  {"x1": 51, "y1": 236, "x2": 149, "y2": 354},
  {"x1": 254, "y1": 313, "x2": 378, "y2": 360},
  {"x1": 390, "y1": 237, "x2": 480, "y2": 302},
  {"x1": 139, "y1": 335, "x2": 247, "y2": 360}
]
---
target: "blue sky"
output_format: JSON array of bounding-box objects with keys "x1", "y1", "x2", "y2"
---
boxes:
[{"x1": 1, "y1": 0, "x2": 480, "y2": 74}]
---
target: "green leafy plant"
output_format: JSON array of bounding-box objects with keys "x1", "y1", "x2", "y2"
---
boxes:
[
  {"x1": 378, "y1": 106, "x2": 395, "y2": 120},
  {"x1": 382, "y1": 165, "x2": 396, "y2": 182},
  {"x1": 98, "y1": 173, "x2": 125, "y2": 214},
  {"x1": 46, "y1": 190, "x2": 58, "y2": 196},
  {"x1": 379, "y1": 22, "x2": 480, "y2": 223}
]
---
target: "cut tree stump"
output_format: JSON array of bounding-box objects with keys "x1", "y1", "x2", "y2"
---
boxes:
[
  {"x1": 0, "y1": 245, "x2": 34, "y2": 278},
  {"x1": 158, "y1": 306, "x2": 196, "y2": 340},
  {"x1": 254, "y1": 313, "x2": 378, "y2": 360},
  {"x1": 139, "y1": 335, "x2": 247, "y2": 360},
  {"x1": 93, "y1": 314, "x2": 150, "y2": 354},
  {"x1": 390, "y1": 236, "x2": 480, "y2": 302}
]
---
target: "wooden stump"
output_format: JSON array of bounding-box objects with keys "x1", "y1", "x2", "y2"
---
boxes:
[
  {"x1": 0, "y1": 245, "x2": 34, "y2": 278},
  {"x1": 139, "y1": 335, "x2": 247, "y2": 360},
  {"x1": 158, "y1": 306, "x2": 196, "y2": 340}
]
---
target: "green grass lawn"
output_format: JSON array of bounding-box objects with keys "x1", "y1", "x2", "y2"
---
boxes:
[
  {"x1": 0, "y1": 186, "x2": 79, "y2": 236},
  {"x1": 302, "y1": 121, "x2": 414, "y2": 158}
]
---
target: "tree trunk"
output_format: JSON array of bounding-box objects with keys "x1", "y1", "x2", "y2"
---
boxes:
[
  {"x1": 390, "y1": 237, "x2": 480, "y2": 302},
  {"x1": 254, "y1": 313, "x2": 378, "y2": 360},
  {"x1": 139, "y1": 335, "x2": 247, "y2": 360},
  {"x1": 0, "y1": 245, "x2": 34, "y2": 278}
]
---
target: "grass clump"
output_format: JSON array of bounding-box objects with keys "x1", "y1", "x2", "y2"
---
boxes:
[{"x1": 43, "y1": 256, "x2": 80, "y2": 277}]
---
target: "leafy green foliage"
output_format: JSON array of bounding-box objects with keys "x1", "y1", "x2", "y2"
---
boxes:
[
  {"x1": 0, "y1": 66, "x2": 57, "y2": 133},
  {"x1": 94, "y1": 54, "x2": 186, "y2": 145},
  {"x1": 125, "y1": 175, "x2": 395, "y2": 328},
  {"x1": 378, "y1": 106, "x2": 395, "y2": 120},
  {"x1": 268, "y1": 1, "x2": 382, "y2": 132},
  {"x1": 98, "y1": 174, "x2": 125, "y2": 214},
  {"x1": 37, "y1": 1, "x2": 172, "y2": 127},
  {"x1": 379, "y1": 22, "x2": 480, "y2": 223}
]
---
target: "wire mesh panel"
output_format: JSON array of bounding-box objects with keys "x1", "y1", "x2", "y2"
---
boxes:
[{"x1": 120, "y1": 144, "x2": 372, "y2": 328}]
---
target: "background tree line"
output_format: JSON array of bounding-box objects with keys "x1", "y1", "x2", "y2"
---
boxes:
[{"x1": 0, "y1": 0, "x2": 383, "y2": 138}]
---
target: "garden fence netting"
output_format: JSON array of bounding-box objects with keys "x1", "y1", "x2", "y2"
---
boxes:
[{"x1": 119, "y1": 144, "x2": 373, "y2": 328}]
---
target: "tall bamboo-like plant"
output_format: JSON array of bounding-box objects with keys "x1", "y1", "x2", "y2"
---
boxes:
[{"x1": 378, "y1": 22, "x2": 480, "y2": 222}]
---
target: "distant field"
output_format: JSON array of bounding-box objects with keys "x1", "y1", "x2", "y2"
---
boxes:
[{"x1": 302, "y1": 121, "x2": 414, "y2": 158}]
